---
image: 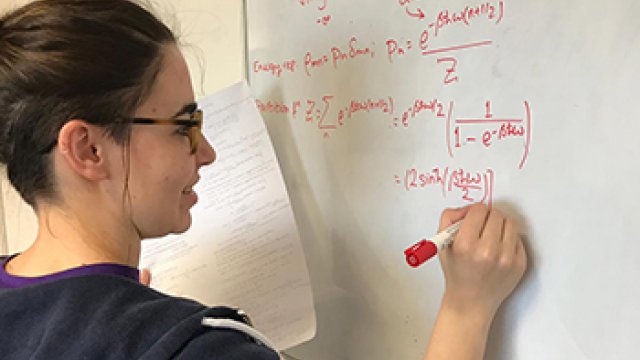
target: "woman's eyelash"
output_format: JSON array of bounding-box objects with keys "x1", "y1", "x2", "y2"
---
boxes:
[{"x1": 177, "y1": 125, "x2": 192, "y2": 135}]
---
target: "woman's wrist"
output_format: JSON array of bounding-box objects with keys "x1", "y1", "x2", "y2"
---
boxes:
[
  {"x1": 440, "y1": 291, "x2": 497, "y2": 327},
  {"x1": 423, "y1": 294, "x2": 496, "y2": 360}
]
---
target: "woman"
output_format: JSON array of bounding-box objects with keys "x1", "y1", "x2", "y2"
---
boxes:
[{"x1": 0, "y1": 1, "x2": 526, "y2": 359}]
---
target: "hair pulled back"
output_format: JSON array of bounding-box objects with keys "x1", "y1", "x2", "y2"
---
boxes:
[{"x1": 0, "y1": 0, "x2": 175, "y2": 207}]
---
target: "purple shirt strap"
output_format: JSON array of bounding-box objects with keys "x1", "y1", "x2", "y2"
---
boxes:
[{"x1": 0, "y1": 255, "x2": 140, "y2": 289}]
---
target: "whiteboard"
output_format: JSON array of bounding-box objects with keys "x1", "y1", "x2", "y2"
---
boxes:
[{"x1": 246, "y1": 1, "x2": 640, "y2": 359}]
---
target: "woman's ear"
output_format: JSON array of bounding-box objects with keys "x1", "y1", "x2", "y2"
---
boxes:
[{"x1": 56, "y1": 120, "x2": 111, "y2": 181}]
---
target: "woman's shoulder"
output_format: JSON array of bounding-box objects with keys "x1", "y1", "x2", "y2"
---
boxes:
[
  {"x1": 0, "y1": 274, "x2": 279, "y2": 360},
  {"x1": 168, "y1": 325, "x2": 280, "y2": 360}
]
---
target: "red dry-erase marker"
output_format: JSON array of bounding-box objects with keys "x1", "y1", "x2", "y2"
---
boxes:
[{"x1": 404, "y1": 221, "x2": 462, "y2": 268}]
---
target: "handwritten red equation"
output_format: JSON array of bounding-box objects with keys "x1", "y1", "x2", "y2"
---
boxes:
[
  {"x1": 392, "y1": 98, "x2": 532, "y2": 169},
  {"x1": 386, "y1": 0, "x2": 505, "y2": 62},
  {"x1": 258, "y1": 95, "x2": 533, "y2": 170},
  {"x1": 447, "y1": 100, "x2": 532, "y2": 169},
  {"x1": 397, "y1": 0, "x2": 504, "y2": 25},
  {"x1": 253, "y1": 1, "x2": 504, "y2": 82},
  {"x1": 250, "y1": 0, "x2": 530, "y2": 204},
  {"x1": 296, "y1": 0, "x2": 332, "y2": 26},
  {"x1": 256, "y1": 95, "x2": 394, "y2": 134},
  {"x1": 394, "y1": 167, "x2": 495, "y2": 204}
]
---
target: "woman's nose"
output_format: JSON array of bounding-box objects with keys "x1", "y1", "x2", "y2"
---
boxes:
[{"x1": 196, "y1": 135, "x2": 216, "y2": 167}]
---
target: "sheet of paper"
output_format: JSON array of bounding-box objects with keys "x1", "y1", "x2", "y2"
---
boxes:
[{"x1": 140, "y1": 81, "x2": 316, "y2": 350}]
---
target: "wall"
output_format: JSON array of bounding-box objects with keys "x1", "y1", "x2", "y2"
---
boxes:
[
  {"x1": 0, "y1": 177, "x2": 5, "y2": 254},
  {"x1": 0, "y1": 0, "x2": 35, "y2": 255}
]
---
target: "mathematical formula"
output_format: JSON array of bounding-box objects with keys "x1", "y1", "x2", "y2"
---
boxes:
[
  {"x1": 394, "y1": 166, "x2": 495, "y2": 204},
  {"x1": 397, "y1": 0, "x2": 504, "y2": 26},
  {"x1": 250, "y1": 0, "x2": 529, "y2": 204},
  {"x1": 255, "y1": 0, "x2": 504, "y2": 85},
  {"x1": 256, "y1": 96, "x2": 532, "y2": 169},
  {"x1": 447, "y1": 100, "x2": 532, "y2": 169},
  {"x1": 294, "y1": 0, "x2": 504, "y2": 28},
  {"x1": 387, "y1": 0, "x2": 504, "y2": 62},
  {"x1": 296, "y1": 0, "x2": 331, "y2": 26}
]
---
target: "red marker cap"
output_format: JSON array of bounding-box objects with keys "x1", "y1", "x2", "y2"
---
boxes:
[{"x1": 404, "y1": 239, "x2": 438, "y2": 267}]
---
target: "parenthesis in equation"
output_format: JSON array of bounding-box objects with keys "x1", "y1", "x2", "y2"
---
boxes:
[
  {"x1": 497, "y1": 0, "x2": 505, "y2": 24},
  {"x1": 318, "y1": 0, "x2": 327, "y2": 11},
  {"x1": 447, "y1": 168, "x2": 455, "y2": 194},
  {"x1": 441, "y1": 167, "x2": 449, "y2": 198},
  {"x1": 404, "y1": 168, "x2": 415, "y2": 192},
  {"x1": 462, "y1": 7, "x2": 470, "y2": 26},
  {"x1": 482, "y1": 169, "x2": 495, "y2": 206},
  {"x1": 518, "y1": 101, "x2": 531, "y2": 169},
  {"x1": 446, "y1": 101, "x2": 455, "y2": 158}
]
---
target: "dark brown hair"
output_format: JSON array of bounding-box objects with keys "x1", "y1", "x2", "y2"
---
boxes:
[{"x1": 0, "y1": 0, "x2": 175, "y2": 207}]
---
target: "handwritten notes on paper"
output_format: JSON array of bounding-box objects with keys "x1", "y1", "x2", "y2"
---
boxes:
[{"x1": 140, "y1": 82, "x2": 316, "y2": 350}]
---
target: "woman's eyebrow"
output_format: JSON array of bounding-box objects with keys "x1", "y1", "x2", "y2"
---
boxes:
[{"x1": 172, "y1": 102, "x2": 198, "y2": 118}]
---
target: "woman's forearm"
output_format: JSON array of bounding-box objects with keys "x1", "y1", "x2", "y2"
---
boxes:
[{"x1": 423, "y1": 300, "x2": 494, "y2": 360}]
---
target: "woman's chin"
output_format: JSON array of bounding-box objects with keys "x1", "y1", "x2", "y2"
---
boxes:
[
  {"x1": 155, "y1": 212, "x2": 192, "y2": 237},
  {"x1": 173, "y1": 213, "x2": 193, "y2": 233}
]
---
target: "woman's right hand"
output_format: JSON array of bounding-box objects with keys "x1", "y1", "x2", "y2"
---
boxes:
[{"x1": 438, "y1": 203, "x2": 527, "y2": 318}]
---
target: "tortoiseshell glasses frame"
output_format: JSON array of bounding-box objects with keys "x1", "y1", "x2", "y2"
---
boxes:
[
  {"x1": 41, "y1": 105, "x2": 204, "y2": 154},
  {"x1": 130, "y1": 108, "x2": 203, "y2": 154}
]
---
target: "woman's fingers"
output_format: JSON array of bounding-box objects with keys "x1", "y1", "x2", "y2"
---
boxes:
[
  {"x1": 438, "y1": 206, "x2": 470, "y2": 231},
  {"x1": 501, "y1": 217, "x2": 519, "y2": 256},
  {"x1": 453, "y1": 203, "x2": 489, "y2": 252},
  {"x1": 139, "y1": 268, "x2": 152, "y2": 286},
  {"x1": 437, "y1": 203, "x2": 528, "y2": 315},
  {"x1": 515, "y1": 234, "x2": 528, "y2": 271},
  {"x1": 480, "y1": 207, "x2": 505, "y2": 244}
]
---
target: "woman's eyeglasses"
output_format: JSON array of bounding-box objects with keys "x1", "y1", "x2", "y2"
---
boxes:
[
  {"x1": 130, "y1": 108, "x2": 203, "y2": 154},
  {"x1": 41, "y1": 104, "x2": 203, "y2": 154}
]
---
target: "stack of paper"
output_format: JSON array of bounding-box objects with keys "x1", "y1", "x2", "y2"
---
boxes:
[{"x1": 141, "y1": 81, "x2": 316, "y2": 350}]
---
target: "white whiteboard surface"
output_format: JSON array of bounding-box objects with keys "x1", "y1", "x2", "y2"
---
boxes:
[{"x1": 246, "y1": 1, "x2": 640, "y2": 359}]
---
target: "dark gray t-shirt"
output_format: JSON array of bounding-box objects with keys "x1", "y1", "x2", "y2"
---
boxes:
[{"x1": 0, "y1": 256, "x2": 279, "y2": 360}]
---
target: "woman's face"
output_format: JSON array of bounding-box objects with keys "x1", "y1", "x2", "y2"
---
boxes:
[{"x1": 124, "y1": 45, "x2": 216, "y2": 238}]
